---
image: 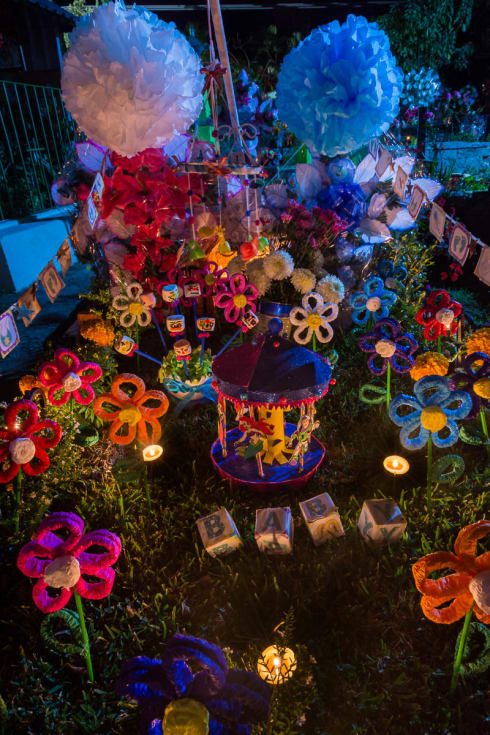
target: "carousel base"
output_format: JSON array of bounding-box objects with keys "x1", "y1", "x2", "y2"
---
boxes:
[{"x1": 210, "y1": 422, "x2": 325, "y2": 493}]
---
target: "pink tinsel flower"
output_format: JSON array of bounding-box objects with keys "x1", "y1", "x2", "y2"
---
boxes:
[
  {"x1": 38, "y1": 349, "x2": 102, "y2": 406},
  {"x1": 214, "y1": 273, "x2": 258, "y2": 325}
]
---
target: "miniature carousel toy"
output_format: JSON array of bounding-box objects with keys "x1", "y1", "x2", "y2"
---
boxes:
[{"x1": 210, "y1": 318, "x2": 333, "y2": 491}]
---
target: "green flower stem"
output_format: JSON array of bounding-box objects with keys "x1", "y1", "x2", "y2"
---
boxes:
[
  {"x1": 73, "y1": 590, "x2": 94, "y2": 682},
  {"x1": 426, "y1": 433, "x2": 433, "y2": 514},
  {"x1": 144, "y1": 465, "x2": 152, "y2": 508},
  {"x1": 312, "y1": 332, "x2": 317, "y2": 352},
  {"x1": 451, "y1": 604, "x2": 474, "y2": 693},
  {"x1": 480, "y1": 408, "x2": 489, "y2": 457},
  {"x1": 15, "y1": 467, "x2": 22, "y2": 533},
  {"x1": 386, "y1": 361, "x2": 391, "y2": 414}
]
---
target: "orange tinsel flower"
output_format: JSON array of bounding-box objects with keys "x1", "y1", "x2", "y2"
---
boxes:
[
  {"x1": 412, "y1": 520, "x2": 490, "y2": 625},
  {"x1": 93, "y1": 374, "x2": 169, "y2": 445}
]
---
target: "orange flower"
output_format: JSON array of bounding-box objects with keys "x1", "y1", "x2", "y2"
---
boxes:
[
  {"x1": 93, "y1": 373, "x2": 169, "y2": 445},
  {"x1": 412, "y1": 520, "x2": 490, "y2": 625},
  {"x1": 19, "y1": 374, "x2": 48, "y2": 397}
]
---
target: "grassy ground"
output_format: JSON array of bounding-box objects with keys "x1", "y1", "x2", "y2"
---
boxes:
[{"x1": 0, "y1": 309, "x2": 489, "y2": 735}]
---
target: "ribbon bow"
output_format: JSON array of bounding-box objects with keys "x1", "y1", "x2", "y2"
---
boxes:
[
  {"x1": 200, "y1": 63, "x2": 227, "y2": 94},
  {"x1": 202, "y1": 156, "x2": 232, "y2": 179}
]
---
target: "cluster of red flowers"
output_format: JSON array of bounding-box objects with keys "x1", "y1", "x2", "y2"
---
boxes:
[
  {"x1": 101, "y1": 148, "x2": 206, "y2": 280},
  {"x1": 280, "y1": 199, "x2": 346, "y2": 249}
]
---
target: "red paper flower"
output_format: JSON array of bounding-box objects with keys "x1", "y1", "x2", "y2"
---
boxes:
[
  {"x1": 38, "y1": 349, "x2": 102, "y2": 406},
  {"x1": 17, "y1": 511, "x2": 121, "y2": 613},
  {"x1": 415, "y1": 289, "x2": 462, "y2": 341},
  {"x1": 0, "y1": 400, "x2": 61, "y2": 483},
  {"x1": 214, "y1": 274, "x2": 258, "y2": 325}
]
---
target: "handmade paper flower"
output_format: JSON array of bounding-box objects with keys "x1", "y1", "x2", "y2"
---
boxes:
[
  {"x1": 412, "y1": 520, "x2": 490, "y2": 624},
  {"x1": 376, "y1": 260, "x2": 408, "y2": 289},
  {"x1": 247, "y1": 267, "x2": 271, "y2": 297},
  {"x1": 93, "y1": 374, "x2": 169, "y2": 445},
  {"x1": 214, "y1": 274, "x2": 258, "y2": 325},
  {"x1": 38, "y1": 349, "x2": 102, "y2": 407},
  {"x1": 0, "y1": 400, "x2": 62, "y2": 483},
  {"x1": 116, "y1": 633, "x2": 271, "y2": 735},
  {"x1": 290, "y1": 292, "x2": 338, "y2": 345},
  {"x1": 17, "y1": 511, "x2": 121, "y2": 614},
  {"x1": 195, "y1": 261, "x2": 229, "y2": 298},
  {"x1": 290, "y1": 268, "x2": 316, "y2": 295},
  {"x1": 112, "y1": 282, "x2": 151, "y2": 328},
  {"x1": 276, "y1": 15, "x2": 402, "y2": 157},
  {"x1": 349, "y1": 276, "x2": 397, "y2": 325},
  {"x1": 358, "y1": 318, "x2": 418, "y2": 376},
  {"x1": 466, "y1": 328, "x2": 490, "y2": 359},
  {"x1": 78, "y1": 313, "x2": 115, "y2": 347},
  {"x1": 389, "y1": 375, "x2": 471, "y2": 450},
  {"x1": 410, "y1": 351, "x2": 449, "y2": 381},
  {"x1": 316, "y1": 274, "x2": 345, "y2": 304},
  {"x1": 61, "y1": 2, "x2": 203, "y2": 156},
  {"x1": 415, "y1": 289, "x2": 462, "y2": 341},
  {"x1": 263, "y1": 250, "x2": 294, "y2": 280},
  {"x1": 450, "y1": 352, "x2": 490, "y2": 419}
]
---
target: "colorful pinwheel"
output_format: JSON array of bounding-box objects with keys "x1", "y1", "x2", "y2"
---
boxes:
[
  {"x1": 289, "y1": 292, "x2": 338, "y2": 347},
  {"x1": 38, "y1": 349, "x2": 102, "y2": 406},
  {"x1": 112, "y1": 282, "x2": 152, "y2": 328},
  {"x1": 116, "y1": 634, "x2": 271, "y2": 735},
  {"x1": 349, "y1": 276, "x2": 397, "y2": 325},
  {"x1": 0, "y1": 399, "x2": 61, "y2": 483},
  {"x1": 214, "y1": 274, "x2": 258, "y2": 326},
  {"x1": 416, "y1": 289, "x2": 462, "y2": 341},
  {"x1": 93, "y1": 373, "x2": 169, "y2": 445},
  {"x1": 358, "y1": 318, "x2": 418, "y2": 376}
]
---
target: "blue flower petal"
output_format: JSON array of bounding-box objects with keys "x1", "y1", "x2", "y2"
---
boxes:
[
  {"x1": 389, "y1": 394, "x2": 422, "y2": 426},
  {"x1": 364, "y1": 276, "x2": 385, "y2": 297},
  {"x1": 400, "y1": 422, "x2": 429, "y2": 450},
  {"x1": 414, "y1": 375, "x2": 450, "y2": 407},
  {"x1": 440, "y1": 389, "x2": 472, "y2": 420},
  {"x1": 432, "y1": 420, "x2": 460, "y2": 448},
  {"x1": 350, "y1": 292, "x2": 368, "y2": 310}
]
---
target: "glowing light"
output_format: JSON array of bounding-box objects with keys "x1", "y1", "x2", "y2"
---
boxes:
[
  {"x1": 383, "y1": 455, "x2": 409, "y2": 476},
  {"x1": 257, "y1": 645, "x2": 297, "y2": 685},
  {"x1": 142, "y1": 444, "x2": 163, "y2": 462}
]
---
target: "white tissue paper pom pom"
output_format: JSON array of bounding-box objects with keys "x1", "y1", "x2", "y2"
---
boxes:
[
  {"x1": 316, "y1": 274, "x2": 345, "y2": 304},
  {"x1": 290, "y1": 268, "x2": 316, "y2": 295},
  {"x1": 61, "y1": 1, "x2": 204, "y2": 157}
]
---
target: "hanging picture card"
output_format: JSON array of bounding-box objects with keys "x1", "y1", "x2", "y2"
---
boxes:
[
  {"x1": 449, "y1": 224, "x2": 470, "y2": 266},
  {"x1": 57, "y1": 239, "x2": 73, "y2": 277},
  {"x1": 0, "y1": 309, "x2": 20, "y2": 358},
  {"x1": 375, "y1": 148, "x2": 392, "y2": 178},
  {"x1": 39, "y1": 263, "x2": 65, "y2": 303},
  {"x1": 393, "y1": 166, "x2": 408, "y2": 200},
  {"x1": 407, "y1": 184, "x2": 425, "y2": 221},
  {"x1": 17, "y1": 284, "x2": 41, "y2": 327},
  {"x1": 429, "y1": 202, "x2": 446, "y2": 242},
  {"x1": 474, "y1": 245, "x2": 490, "y2": 286}
]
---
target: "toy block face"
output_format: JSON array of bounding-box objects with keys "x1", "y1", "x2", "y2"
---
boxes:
[
  {"x1": 358, "y1": 499, "x2": 407, "y2": 544},
  {"x1": 255, "y1": 507, "x2": 293, "y2": 555},
  {"x1": 299, "y1": 493, "x2": 344, "y2": 547},
  {"x1": 196, "y1": 508, "x2": 242, "y2": 557}
]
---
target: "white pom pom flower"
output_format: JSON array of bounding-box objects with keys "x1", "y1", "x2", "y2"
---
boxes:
[
  {"x1": 316, "y1": 274, "x2": 345, "y2": 304},
  {"x1": 247, "y1": 268, "x2": 271, "y2": 297},
  {"x1": 290, "y1": 268, "x2": 316, "y2": 295},
  {"x1": 263, "y1": 250, "x2": 295, "y2": 280},
  {"x1": 62, "y1": 1, "x2": 203, "y2": 156}
]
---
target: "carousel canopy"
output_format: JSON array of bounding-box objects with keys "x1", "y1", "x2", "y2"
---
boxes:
[{"x1": 212, "y1": 319, "x2": 333, "y2": 405}]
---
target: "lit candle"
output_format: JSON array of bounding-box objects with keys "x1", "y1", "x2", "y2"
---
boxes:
[
  {"x1": 383, "y1": 455, "x2": 409, "y2": 475},
  {"x1": 257, "y1": 645, "x2": 297, "y2": 685},
  {"x1": 142, "y1": 444, "x2": 163, "y2": 462}
]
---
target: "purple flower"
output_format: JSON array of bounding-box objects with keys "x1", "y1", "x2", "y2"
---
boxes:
[
  {"x1": 358, "y1": 317, "x2": 418, "y2": 375},
  {"x1": 449, "y1": 352, "x2": 490, "y2": 419}
]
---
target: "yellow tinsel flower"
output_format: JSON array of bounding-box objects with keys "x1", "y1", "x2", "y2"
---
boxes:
[
  {"x1": 78, "y1": 313, "x2": 115, "y2": 347},
  {"x1": 466, "y1": 328, "x2": 490, "y2": 357},
  {"x1": 410, "y1": 351, "x2": 449, "y2": 381}
]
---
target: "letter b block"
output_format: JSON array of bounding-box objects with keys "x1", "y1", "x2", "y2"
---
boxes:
[
  {"x1": 299, "y1": 492, "x2": 344, "y2": 546},
  {"x1": 196, "y1": 508, "x2": 242, "y2": 557},
  {"x1": 255, "y1": 507, "x2": 293, "y2": 555}
]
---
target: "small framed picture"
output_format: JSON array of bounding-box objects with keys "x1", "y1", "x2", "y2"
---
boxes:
[
  {"x1": 449, "y1": 224, "x2": 470, "y2": 266},
  {"x1": 393, "y1": 166, "x2": 408, "y2": 199},
  {"x1": 375, "y1": 148, "x2": 392, "y2": 178},
  {"x1": 17, "y1": 285, "x2": 41, "y2": 327},
  {"x1": 429, "y1": 203, "x2": 446, "y2": 242},
  {"x1": 40, "y1": 263, "x2": 65, "y2": 303},
  {"x1": 90, "y1": 172, "x2": 105, "y2": 208},
  {"x1": 407, "y1": 185, "x2": 425, "y2": 221},
  {"x1": 0, "y1": 310, "x2": 20, "y2": 358},
  {"x1": 87, "y1": 195, "x2": 98, "y2": 229},
  {"x1": 474, "y1": 245, "x2": 490, "y2": 286},
  {"x1": 57, "y1": 240, "x2": 72, "y2": 277}
]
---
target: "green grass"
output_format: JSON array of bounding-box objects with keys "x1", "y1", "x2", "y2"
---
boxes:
[{"x1": 0, "y1": 315, "x2": 489, "y2": 735}]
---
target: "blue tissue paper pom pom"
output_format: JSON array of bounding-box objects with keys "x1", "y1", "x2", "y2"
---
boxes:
[
  {"x1": 317, "y1": 183, "x2": 367, "y2": 230},
  {"x1": 277, "y1": 15, "x2": 403, "y2": 157},
  {"x1": 335, "y1": 237, "x2": 355, "y2": 263}
]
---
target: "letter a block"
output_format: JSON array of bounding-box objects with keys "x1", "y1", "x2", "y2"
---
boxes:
[
  {"x1": 255, "y1": 507, "x2": 293, "y2": 555},
  {"x1": 299, "y1": 492, "x2": 344, "y2": 546},
  {"x1": 196, "y1": 508, "x2": 242, "y2": 557},
  {"x1": 357, "y1": 499, "x2": 406, "y2": 544}
]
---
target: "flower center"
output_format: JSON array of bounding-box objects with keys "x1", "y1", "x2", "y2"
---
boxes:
[
  {"x1": 128, "y1": 301, "x2": 144, "y2": 316},
  {"x1": 62, "y1": 371, "x2": 82, "y2": 392},
  {"x1": 473, "y1": 377, "x2": 490, "y2": 400},
  {"x1": 205, "y1": 273, "x2": 215, "y2": 286},
  {"x1": 119, "y1": 406, "x2": 142, "y2": 426},
  {"x1": 469, "y1": 569, "x2": 490, "y2": 615},
  {"x1": 306, "y1": 313, "x2": 323, "y2": 329},
  {"x1": 233, "y1": 294, "x2": 247, "y2": 309},
  {"x1": 435, "y1": 307, "x2": 454, "y2": 327},
  {"x1": 385, "y1": 277, "x2": 397, "y2": 289},
  {"x1": 162, "y1": 698, "x2": 210, "y2": 735},
  {"x1": 420, "y1": 405, "x2": 447, "y2": 432},
  {"x1": 366, "y1": 296, "x2": 381, "y2": 312},
  {"x1": 43, "y1": 555, "x2": 81, "y2": 589},
  {"x1": 375, "y1": 339, "x2": 396, "y2": 358},
  {"x1": 9, "y1": 437, "x2": 36, "y2": 464}
]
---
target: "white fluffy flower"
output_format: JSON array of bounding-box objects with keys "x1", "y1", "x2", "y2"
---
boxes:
[
  {"x1": 62, "y1": 1, "x2": 203, "y2": 156},
  {"x1": 247, "y1": 268, "x2": 271, "y2": 297},
  {"x1": 263, "y1": 250, "x2": 295, "y2": 280},
  {"x1": 316, "y1": 274, "x2": 345, "y2": 304},
  {"x1": 227, "y1": 255, "x2": 245, "y2": 276},
  {"x1": 290, "y1": 268, "x2": 316, "y2": 295}
]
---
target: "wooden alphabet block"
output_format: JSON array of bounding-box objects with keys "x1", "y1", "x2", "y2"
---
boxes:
[
  {"x1": 255, "y1": 507, "x2": 293, "y2": 555},
  {"x1": 299, "y1": 492, "x2": 344, "y2": 546},
  {"x1": 196, "y1": 508, "x2": 242, "y2": 557},
  {"x1": 358, "y1": 499, "x2": 406, "y2": 544}
]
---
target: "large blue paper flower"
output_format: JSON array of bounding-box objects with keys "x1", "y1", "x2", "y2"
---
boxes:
[
  {"x1": 116, "y1": 634, "x2": 271, "y2": 735},
  {"x1": 277, "y1": 15, "x2": 403, "y2": 157},
  {"x1": 389, "y1": 376, "x2": 471, "y2": 450},
  {"x1": 349, "y1": 276, "x2": 397, "y2": 325}
]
